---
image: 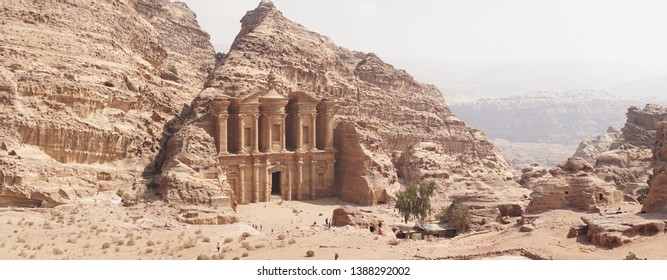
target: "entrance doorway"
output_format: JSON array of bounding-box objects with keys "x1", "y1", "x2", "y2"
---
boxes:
[{"x1": 271, "y1": 172, "x2": 281, "y2": 195}]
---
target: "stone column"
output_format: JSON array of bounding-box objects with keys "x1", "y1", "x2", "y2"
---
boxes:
[
  {"x1": 310, "y1": 160, "x2": 316, "y2": 199},
  {"x1": 216, "y1": 113, "x2": 229, "y2": 154},
  {"x1": 238, "y1": 164, "x2": 246, "y2": 203},
  {"x1": 238, "y1": 115, "x2": 245, "y2": 154},
  {"x1": 310, "y1": 113, "x2": 317, "y2": 151},
  {"x1": 252, "y1": 160, "x2": 260, "y2": 203},
  {"x1": 265, "y1": 115, "x2": 273, "y2": 153},
  {"x1": 325, "y1": 112, "x2": 335, "y2": 151},
  {"x1": 296, "y1": 160, "x2": 303, "y2": 200},
  {"x1": 252, "y1": 114, "x2": 260, "y2": 153},
  {"x1": 280, "y1": 115, "x2": 287, "y2": 152},
  {"x1": 264, "y1": 161, "x2": 270, "y2": 201},
  {"x1": 296, "y1": 113, "x2": 303, "y2": 152},
  {"x1": 286, "y1": 162, "x2": 293, "y2": 201}
]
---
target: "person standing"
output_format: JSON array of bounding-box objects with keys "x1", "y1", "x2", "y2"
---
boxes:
[
  {"x1": 335, "y1": 251, "x2": 339, "y2": 260},
  {"x1": 216, "y1": 242, "x2": 220, "y2": 253}
]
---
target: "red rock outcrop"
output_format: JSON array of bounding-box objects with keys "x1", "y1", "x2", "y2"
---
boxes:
[
  {"x1": 642, "y1": 121, "x2": 667, "y2": 212},
  {"x1": 574, "y1": 104, "x2": 667, "y2": 198},
  {"x1": 195, "y1": 1, "x2": 522, "y2": 209},
  {"x1": 157, "y1": 126, "x2": 238, "y2": 224},
  {"x1": 582, "y1": 214, "x2": 666, "y2": 248},
  {"x1": 0, "y1": 0, "x2": 218, "y2": 209},
  {"x1": 331, "y1": 206, "x2": 383, "y2": 227},
  {"x1": 526, "y1": 157, "x2": 625, "y2": 213}
]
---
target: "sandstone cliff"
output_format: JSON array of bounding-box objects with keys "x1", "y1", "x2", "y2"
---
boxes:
[
  {"x1": 574, "y1": 104, "x2": 667, "y2": 198},
  {"x1": 0, "y1": 0, "x2": 231, "y2": 212},
  {"x1": 525, "y1": 157, "x2": 626, "y2": 213},
  {"x1": 190, "y1": 1, "x2": 524, "y2": 215},
  {"x1": 641, "y1": 121, "x2": 667, "y2": 212}
]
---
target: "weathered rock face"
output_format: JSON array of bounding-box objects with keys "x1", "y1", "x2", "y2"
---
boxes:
[
  {"x1": 331, "y1": 206, "x2": 383, "y2": 228},
  {"x1": 582, "y1": 214, "x2": 666, "y2": 248},
  {"x1": 0, "y1": 0, "x2": 216, "y2": 207},
  {"x1": 574, "y1": 104, "x2": 667, "y2": 197},
  {"x1": 574, "y1": 127, "x2": 621, "y2": 164},
  {"x1": 525, "y1": 157, "x2": 625, "y2": 213},
  {"x1": 642, "y1": 121, "x2": 667, "y2": 212},
  {"x1": 198, "y1": 1, "x2": 520, "y2": 207},
  {"x1": 157, "y1": 126, "x2": 238, "y2": 224}
]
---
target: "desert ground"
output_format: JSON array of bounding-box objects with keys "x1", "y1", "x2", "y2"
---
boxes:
[{"x1": 1, "y1": 194, "x2": 667, "y2": 261}]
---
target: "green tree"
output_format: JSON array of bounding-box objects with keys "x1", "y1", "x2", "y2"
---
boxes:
[{"x1": 395, "y1": 181, "x2": 436, "y2": 225}]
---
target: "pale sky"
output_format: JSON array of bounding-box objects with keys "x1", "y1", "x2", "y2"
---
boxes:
[{"x1": 180, "y1": 0, "x2": 667, "y2": 65}]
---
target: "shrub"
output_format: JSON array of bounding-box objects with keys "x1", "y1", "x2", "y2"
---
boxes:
[
  {"x1": 195, "y1": 229, "x2": 202, "y2": 235},
  {"x1": 624, "y1": 252, "x2": 647, "y2": 260},
  {"x1": 233, "y1": 257, "x2": 240, "y2": 260},
  {"x1": 288, "y1": 238, "x2": 296, "y2": 245},
  {"x1": 241, "y1": 232, "x2": 251, "y2": 238},
  {"x1": 445, "y1": 204, "x2": 472, "y2": 234},
  {"x1": 197, "y1": 254, "x2": 209, "y2": 260},
  {"x1": 127, "y1": 240, "x2": 136, "y2": 246},
  {"x1": 145, "y1": 248, "x2": 153, "y2": 254},
  {"x1": 388, "y1": 239, "x2": 401, "y2": 246},
  {"x1": 224, "y1": 237, "x2": 233, "y2": 243},
  {"x1": 52, "y1": 248, "x2": 63, "y2": 255},
  {"x1": 202, "y1": 237, "x2": 211, "y2": 243},
  {"x1": 63, "y1": 73, "x2": 75, "y2": 81},
  {"x1": 241, "y1": 252, "x2": 248, "y2": 257},
  {"x1": 146, "y1": 240, "x2": 155, "y2": 247},
  {"x1": 306, "y1": 250, "x2": 315, "y2": 257},
  {"x1": 10, "y1": 64, "x2": 21, "y2": 71},
  {"x1": 183, "y1": 238, "x2": 197, "y2": 249},
  {"x1": 102, "y1": 243, "x2": 111, "y2": 249},
  {"x1": 117, "y1": 240, "x2": 124, "y2": 246},
  {"x1": 277, "y1": 234, "x2": 286, "y2": 240}
]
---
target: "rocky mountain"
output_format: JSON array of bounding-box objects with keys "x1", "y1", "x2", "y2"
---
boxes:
[
  {"x1": 574, "y1": 104, "x2": 667, "y2": 198},
  {"x1": 173, "y1": 1, "x2": 528, "y2": 221},
  {"x1": 0, "y1": 0, "x2": 223, "y2": 210},
  {"x1": 450, "y1": 90, "x2": 647, "y2": 145}
]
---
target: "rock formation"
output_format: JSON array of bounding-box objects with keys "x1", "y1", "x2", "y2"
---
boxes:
[
  {"x1": 574, "y1": 104, "x2": 667, "y2": 198},
  {"x1": 0, "y1": 0, "x2": 237, "y2": 216},
  {"x1": 581, "y1": 214, "x2": 666, "y2": 248},
  {"x1": 331, "y1": 206, "x2": 383, "y2": 228},
  {"x1": 525, "y1": 157, "x2": 626, "y2": 213},
  {"x1": 642, "y1": 121, "x2": 667, "y2": 212},
  {"x1": 187, "y1": 1, "x2": 525, "y2": 223}
]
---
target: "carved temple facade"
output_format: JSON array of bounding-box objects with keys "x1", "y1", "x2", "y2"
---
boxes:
[{"x1": 211, "y1": 75, "x2": 336, "y2": 204}]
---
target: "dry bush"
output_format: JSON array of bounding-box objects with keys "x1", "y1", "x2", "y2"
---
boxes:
[
  {"x1": 254, "y1": 243, "x2": 265, "y2": 249},
  {"x1": 29, "y1": 255, "x2": 35, "y2": 259},
  {"x1": 233, "y1": 257, "x2": 240, "y2": 260},
  {"x1": 18, "y1": 251, "x2": 26, "y2": 258},
  {"x1": 202, "y1": 237, "x2": 211, "y2": 243},
  {"x1": 52, "y1": 248, "x2": 63, "y2": 255},
  {"x1": 288, "y1": 238, "x2": 296, "y2": 245},
  {"x1": 145, "y1": 248, "x2": 153, "y2": 254},
  {"x1": 125, "y1": 232, "x2": 134, "y2": 238},
  {"x1": 146, "y1": 240, "x2": 155, "y2": 247},
  {"x1": 116, "y1": 240, "x2": 124, "y2": 246},
  {"x1": 127, "y1": 239, "x2": 136, "y2": 246},
  {"x1": 306, "y1": 250, "x2": 315, "y2": 257},
  {"x1": 241, "y1": 252, "x2": 249, "y2": 257},
  {"x1": 197, "y1": 254, "x2": 210, "y2": 260},
  {"x1": 224, "y1": 237, "x2": 233, "y2": 243},
  {"x1": 387, "y1": 239, "x2": 401, "y2": 246},
  {"x1": 183, "y1": 238, "x2": 197, "y2": 249},
  {"x1": 66, "y1": 238, "x2": 76, "y2": 244},
  {"x1": 222, "y1": 247, "x2": 231, "y2": 253},
  {"x1": 115, "y1": 247, "x2": 120, "y2": 252},
  {"x1": 241, "y1": 232, "x2": 251, "y2": 238},
  {"x1": 42, "y1": 223, "x2": 53, "y2": 230},
  {"x1": 16, "y1": 237, "x2": 26, "y2": 243},
  {"x1": 195, "y1": 229, "x2": 202, "y2": 235},
  {"x1": 277, "y1": 234, "x2": 286, "y2": 240}
]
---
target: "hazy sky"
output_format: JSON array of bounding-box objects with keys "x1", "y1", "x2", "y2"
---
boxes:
[{"x1": 181, "y1": 0, "x2": 667, "y2": 65}]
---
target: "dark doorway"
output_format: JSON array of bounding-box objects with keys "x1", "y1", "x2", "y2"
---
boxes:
[
  {"x1": 599, "y1": 193, "x2": 604, "y2": 201},
  {"x1": 271, "y1": 172, "x2": 281, "y2": 195}
]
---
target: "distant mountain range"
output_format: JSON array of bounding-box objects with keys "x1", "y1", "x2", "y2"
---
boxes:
[{"x1": 449, "y1": 89, "x2": 661, "y2": 145}]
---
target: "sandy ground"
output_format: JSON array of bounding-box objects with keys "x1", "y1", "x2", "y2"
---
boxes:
[{"x1": 1, "y1": 194, "x2": 667, "y2": 260}]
